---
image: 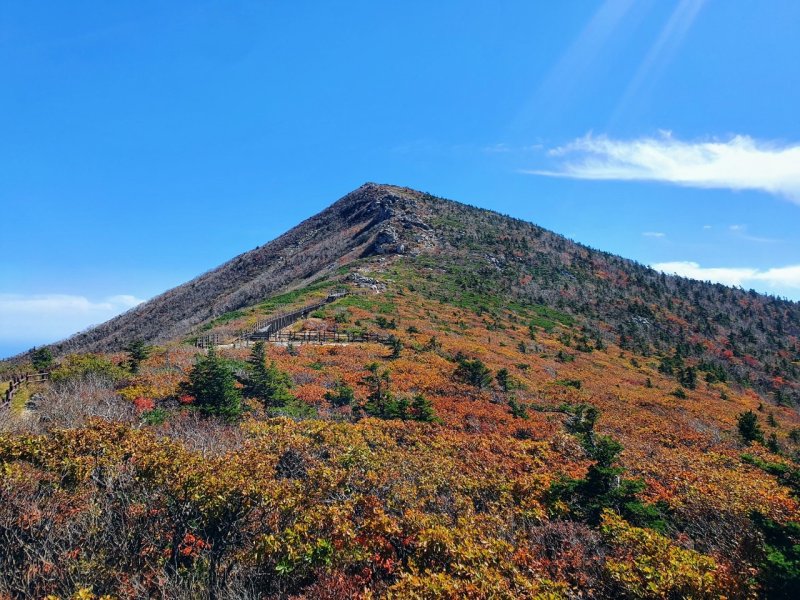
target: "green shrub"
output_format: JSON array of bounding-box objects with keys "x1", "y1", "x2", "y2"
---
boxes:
[
  {"x1": 51, "y1": 353, "x2": 126, "y2": 383},
  {"x1": 141, "y1": 408, "x2": 168, "y2": 426},
  {"x1": 751, "y1": 512, "x2": 800, "y2": 598},
  {"x1": 454, "y1": 358, "x2": 492, "y2": 389},
  {"x1": 556, "y1": 378, "x2": 582, "y2": 389},
  {"x1": 324, "y1": 380, "x2": 355, "y2": 407}
]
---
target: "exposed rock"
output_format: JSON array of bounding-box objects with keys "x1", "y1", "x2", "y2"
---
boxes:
[
  {"x1": 372, "y1": 225, "x2": 400, "y2": 255},
  {"x1": 52, "y1": 183, "x2": 425, "y2": 353},
  {"x1": 349, "y1": 272, "x2": 387, "y2": 292}
]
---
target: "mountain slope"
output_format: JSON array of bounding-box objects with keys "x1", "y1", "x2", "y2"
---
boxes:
[
  {"x1": 55, "y1": 183, "x2": 433, "y2": 353},
  {"x1": 56, "y1": 183, "x2": 800, "y2": 403},
  {"x1": 4, "y1": 183, "x2": 800, "y2": 598}
]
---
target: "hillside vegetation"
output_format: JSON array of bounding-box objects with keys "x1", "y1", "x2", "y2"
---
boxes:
[{"x1": 1, "y1": 184, "x2": 799, "y2": 599}]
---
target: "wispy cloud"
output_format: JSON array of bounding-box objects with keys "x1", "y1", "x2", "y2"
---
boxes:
[
  {"x1": 530, "y1": 133, "x2": 800, "y2": 202},
  {"x1": 653, "y1": 261, "x2": 800, "y2": 292},
  {"x1": 0, "y1": 293, "x2": 145, "y2": 352},
  {"x1": 642, "y1": 231, "x2": 666, "y2": 238},
  {"x1": 725, "y1": 224, "x2": 781, "y2": 244}
]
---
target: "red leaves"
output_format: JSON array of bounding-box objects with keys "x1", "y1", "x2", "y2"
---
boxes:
[
  {"x1": 132, "y1": 397, "x2": 155, "y2": 412},
  {"x1": 179, "y1": 532, "x2": 209, "y2": 557}
]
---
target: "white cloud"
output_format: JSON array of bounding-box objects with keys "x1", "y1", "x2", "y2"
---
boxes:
[
  {"x1": 642, "y1": 231, "x2": 666, "y2": 238},
  {"x1": 0, "y1": 293, "x2": 145, "y2": 351},
  {"x1": 530, "y1": 133, "x2": 800, "y2": 202},
  {"x1": 652, "y1": 261, "x2": 800, "y2": 293}
]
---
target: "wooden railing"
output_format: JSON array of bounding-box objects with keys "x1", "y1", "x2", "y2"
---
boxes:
[
  {"x1": 196, "y1": 289, "x2": 350, "y2": 348},
  {"x1": 250, "y1": 330, "x2": 389, "y2": 344},
  {"x1": 2, "y1": 371, "x2": 50, "y2": 408}
]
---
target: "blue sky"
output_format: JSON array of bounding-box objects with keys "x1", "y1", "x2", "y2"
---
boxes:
[{"x1": 2, "y1": 0, "x2": 800, "y2": 358}]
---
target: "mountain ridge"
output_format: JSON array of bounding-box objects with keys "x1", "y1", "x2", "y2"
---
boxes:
[
  {"x1": 39, "y1": 183, "x2": 800, "y2": 404},
  {"x1": 54, "y1": 183, "x2": 430, "y2": 353}
]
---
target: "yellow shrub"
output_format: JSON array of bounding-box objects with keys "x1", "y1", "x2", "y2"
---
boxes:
[{"x1": 600, "y1": 510, "x2": 720, "y2": 599}]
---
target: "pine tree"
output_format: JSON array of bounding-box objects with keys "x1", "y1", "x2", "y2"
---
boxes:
[
  {"x1": 454, "y1": 357, "x2": 492, "y2": 389},
  {"x1": 324, "y1": 379, "x2": 355, "y2": 407},
  {"x1": 362, "y1": 362, "x2": 393, "y2": 418},
  {"x1": 496, "y1": 368, "x2": 511, "y2": 391},
  {"x1": 550, "y1": 409, "x2": 664, "y2": 530},
  {"x1": 738, "y1": 410, "x2": 765, "y2": 445},
  {"x1": 508, "y1": 398, "x2": 528, "y2": 419},
  {"x1": 31, "y1": 347, "x2": 54, "y2": 372},
  {"x1": 411, "y1": 393, "x2": 439, "y2": 422},
  {"x1": 125, "y1": 340, "x2": 151, "y2": 374},
  {"x1": 680, "y1": 366, "x2": 698, "y2": 390},
  {"x1": 183, "y1": 347, "x2": 242, "y2": 420},
  {"x1": 244, "y1": 342, "x2": 293, "y2": 407},
  {"x1": 387, "y1": 335, "x2": 403, "y2": 359}
]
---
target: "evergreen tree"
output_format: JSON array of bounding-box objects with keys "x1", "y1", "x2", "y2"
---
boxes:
[
  {"x1": 424, "y1": 336, "x2": 441, "y2": 351},
  {"x1": 324, "y1": 379, "x2": 355, "y2": 407},
  {"x1": 30, "y1": 347, "x2": 54, "y2": 372},
  {"x1": 454, "y1": 357, "x2": 492, "y2": 389},
  {"x1": 388, "y1": 396, "x2": 410, "y2": 420},
  {"x1": 387, "y1": 335, "x2": 403, "y2": 359},
  {"x1": 550, "y1": 405, "x2": 665, "y2": 529},
  {"x1": 360, "y1": 364, "x2": 441, "y2": 422},
  {"x1": 679, "y1": 366, "x2": 698, "y2": 390},
  {"x1": 182, "y1": 347, "x2": 242, "y2": 420},
  {"x1": 508, "y1": 398, "x2": 528, "y2": 419},
  {"x1": 496, "y1": 368, "x2": 511, "y2": 391},
  {"x1": 751, "y1": 512, "x2": 800, "y2": 597},
  {"x1": 244, "y1": 342, "x2": 293, "y2": 407},
  {"x1": 411, "y1": 393, "x2": 439, "y2": 423},
  {"x1": 362, "y1": 362, "x2": 392, "y2": 418},
  {"x1": 125, "y1": 340, "x2": 151, "y2": 374},
  {"x1": 738, "y1": 410, "x2": 765, "y2": 445}
]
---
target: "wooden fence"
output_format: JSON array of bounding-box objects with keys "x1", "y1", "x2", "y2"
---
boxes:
[
  {"x1": 196, "y1": 289, "x2": 350, "y2": 348},
  {"x1": 249, "y1": 330, "x2": 389, "y2": 344},
  {"x1": 2, "y1": 371, "x2": 50, "y2": 408}
]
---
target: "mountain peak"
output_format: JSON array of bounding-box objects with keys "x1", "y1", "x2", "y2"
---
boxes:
[
  {"x1": 47, "y1": 182, "x2": 800, "y2": 411},
  {"x1": 54, "y1": 184, "x2": 434, "y2": 353}
]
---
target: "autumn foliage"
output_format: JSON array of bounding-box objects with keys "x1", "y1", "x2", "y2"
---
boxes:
[{"x1": 2, "y1": 254, "x2": 800, "y2": 599}]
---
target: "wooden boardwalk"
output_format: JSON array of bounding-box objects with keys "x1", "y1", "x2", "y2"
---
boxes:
[
  {"x1": 195, "y1": 289, "x2": 381, "y2": 348},
  {"x1": 1, "y1": 371, "x2": 50, "y2": 408},
  {"x1": 249, "y1": 330, "x2": 388, "y2": 344}
]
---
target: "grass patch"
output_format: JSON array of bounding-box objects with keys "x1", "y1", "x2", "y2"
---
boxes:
[
  {"x1": 529, "y1": 305, "x2": 575, "y2": 332},
  {"x1": 9, "y1": 382, "x2": 39, "y2": 415},
  {"x1": 555, "y1": 379, "x2": 582, "y2": 389},
  {"x1": 336, "y1": 294, "x2": 396, "y2": 314},
  {"x1": 257, "y1": 280, "x2": 336, "y2": 312},
  {"x1": 210, "y1": 309, "x2": 247, "y2": 326}
]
